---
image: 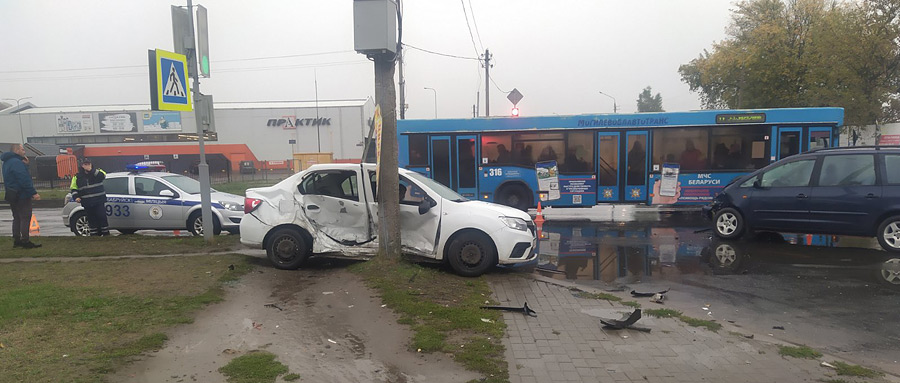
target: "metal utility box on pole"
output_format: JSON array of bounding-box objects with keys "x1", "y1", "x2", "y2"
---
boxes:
[{"x1": 353, "y1": 0, "x2": 401, "y2": 257}]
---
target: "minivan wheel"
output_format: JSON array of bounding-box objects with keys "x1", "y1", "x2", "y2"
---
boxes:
[
  {"x1": 266, "y1": 228, "x2": 310, "y2": 269},
  {"x1": 877, "y1": 216, "x2": 900, "y2": 253},
  {"x1": 714, "y1": 208, "x2": 744, "y2": 239},
  {"x1": 447, "y1": 231, "x2": 497, "y2": 277}
]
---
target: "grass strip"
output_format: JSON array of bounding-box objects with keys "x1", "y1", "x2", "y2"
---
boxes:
[
  {"x1": 0, "y1": 254, "x2": 253, "y2": 382},
  {"x1": 0, "y1": 235, "x2": 242, "y2": 259},
  {"x1": 351, "y1": 256, "x2": 508, "y2": 383},
  {"x1": 573, "y1": 290, "x2": 622, "y2": 302},
  {"x1": 219, "y1": 351, "x2": 290, "y2": 383},
  {"x1": 644, "y1": 308, "x2": 722, "y2": 332},
  {"x1": 778, "y1": 345, "x2": 823, "y2": 359},
  {"x1": 831, "y1": 361, "x2": 884, "y2": 378}
]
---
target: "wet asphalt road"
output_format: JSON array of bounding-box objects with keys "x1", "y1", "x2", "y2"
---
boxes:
[{"x1": 526, "y1": 212, "x2": 900, "y2": 374}]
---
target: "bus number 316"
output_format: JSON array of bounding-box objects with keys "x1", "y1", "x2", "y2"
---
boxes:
[{"x1": 488, "y1": 168, "x2": 503, "y2": 177}]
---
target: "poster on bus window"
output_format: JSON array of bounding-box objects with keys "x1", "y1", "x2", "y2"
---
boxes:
[
  {"x1": 535, "y1": 160, "x2": 560, "y2": 201},
  {"x1": 659, "y1": 163, "x2": 680, "y2": 197}
]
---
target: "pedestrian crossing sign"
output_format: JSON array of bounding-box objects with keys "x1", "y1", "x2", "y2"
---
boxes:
[{"x1": 149, "y1": 49, "x2": 193, "y2": 112}]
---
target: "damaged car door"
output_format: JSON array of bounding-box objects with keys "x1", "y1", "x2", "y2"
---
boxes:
[
  {"x1": 367, "y1": 171, "x2": 441, "y2": 256},
  {"x1": 298, "y1": 169, "x2": 373, "y2": 245}
]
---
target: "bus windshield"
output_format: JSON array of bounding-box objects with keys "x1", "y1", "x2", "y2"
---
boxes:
[{"x1": 406, "y1": 171, "x2": 467, "y2": 202}]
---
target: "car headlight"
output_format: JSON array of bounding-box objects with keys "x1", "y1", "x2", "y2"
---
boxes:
[
  {"x1": 500, "y1": 216, "x2": 528, "y2": 231},
  {"x1": 219, "y1": 201, "x2": 243, "y2": 212}
]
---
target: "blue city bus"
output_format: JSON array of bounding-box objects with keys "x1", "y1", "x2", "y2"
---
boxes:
[{"x1": 397, "y1": 107, "x2": 843, "y2": 209}]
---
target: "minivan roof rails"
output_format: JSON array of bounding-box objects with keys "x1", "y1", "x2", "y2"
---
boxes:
[{"x1": 807, "y1": 145, "x2": 900, "y2": 153}]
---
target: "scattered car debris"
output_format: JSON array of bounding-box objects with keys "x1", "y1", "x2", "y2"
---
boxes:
[
  {"x1": 631, "y1": 288, "x2": 669, "y2": 297},
  {"x1": 222, "y1": 349, "x2": 238, "y2": 355},
  {"x1": 599, "y1": 309, "x2": 651, "y2": 332},
  {"x1": 228, "y1": 264, "x2": 235, "y2": 271},
  {"x1": 327, "y1": 339, "x2": 337, "y2": 344},
  {"x1": 322, "y1": 292, "x2": 334, "y2": 295},
  {"x1": 480, "y1": 302, "x2": 538, "y2": 317},
  {"x1": 650, "y1": 293, "x2": 667, "y2": 304},
  {"x1": 821, "y1": 361, "x2": 837, "y2": 369},
  {"x1": 773, "y1": 326, "x2": 785, "y2": 330},
  {"x1": 743, "y1": 334, "x2": 754, "y2": 339},
  {"x1": 480, "y1": 318, "x2": 494, "y2": 323},
  {"x1": 252, "y1": 321, "x2": 263, "y2": 330},
  {"x1": 264, "y1": 303, "x2": 284, "y2": 311}
]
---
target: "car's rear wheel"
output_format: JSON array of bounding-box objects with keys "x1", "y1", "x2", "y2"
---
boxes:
[
  {"x1": 188, "y1": 211, "x2": 222, "y2": 236},
  {"x1": 266, "y1": 228, "x2": 310, "y2": 269},
  {"x1": 70, "y1": 211, "x2": 91, "y2": 237},
  {"x1": 714, "y1": 208, "x2": 744, "y2": 239},
  {"x1": 446, "y1": 231, "x2": 497, "y2": 277},
  {"x1": 877, "y1": 216, "x2": 900, "y2": 253}
]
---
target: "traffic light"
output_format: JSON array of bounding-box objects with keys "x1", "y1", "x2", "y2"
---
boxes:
[
  {"x1": 196, "y1": 5, "x2": 210, "y2": 78},
  {"x1": 511, "y1": 107, "x2": 520, "y2": 117}
]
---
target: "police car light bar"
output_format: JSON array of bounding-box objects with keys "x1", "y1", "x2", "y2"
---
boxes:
[{"x1": 127, "y1": 161, "x2": 167, "y2": 172}]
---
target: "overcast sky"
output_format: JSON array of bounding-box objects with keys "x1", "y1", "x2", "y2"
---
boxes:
[{"x1": 0, "y1": 0, "x2": 735, "y2": 119}]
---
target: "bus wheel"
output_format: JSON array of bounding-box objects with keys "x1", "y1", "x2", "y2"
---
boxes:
[{"x1": 496, "y1": 184, "x2": 531, "y2": 211}]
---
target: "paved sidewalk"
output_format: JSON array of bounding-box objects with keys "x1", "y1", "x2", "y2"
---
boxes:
[{"x1": 489, "y1": 274, "x2": 891, "y2": 383}]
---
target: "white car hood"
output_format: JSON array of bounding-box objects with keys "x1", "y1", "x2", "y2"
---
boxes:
[{"x1": 459, "y1": 200, "x2": 532, "y2": 222}]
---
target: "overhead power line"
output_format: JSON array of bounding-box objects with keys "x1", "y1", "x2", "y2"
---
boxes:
[
  {"x1": 402, "y1": 43, "x2": 479, "y2": 60},
  {"x1": 0, "y1": 50, "x2": 356, "y2": 74},
  {"x1": 491, "y1": 77, "x2": 510, "y2": 94},
  {"x1": 467, "y1": 0, "x2": 485, "y2": 53},
  {"x1": 459, "y1": 0, "x2": 481, "y2": 57}
]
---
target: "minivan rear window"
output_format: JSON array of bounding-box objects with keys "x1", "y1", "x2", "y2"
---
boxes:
[{"x1": 886, "y1": 155, "x2": 900, "y2": 185}]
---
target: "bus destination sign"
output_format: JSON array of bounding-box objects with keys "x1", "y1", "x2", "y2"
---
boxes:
[{"x1": 716, "y1": 113, "x2": 766, "y2": 124}]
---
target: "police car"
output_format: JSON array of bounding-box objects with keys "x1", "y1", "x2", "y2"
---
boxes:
[{"x1": 62, "y1": 162, "x2": 244, "y2": 236}]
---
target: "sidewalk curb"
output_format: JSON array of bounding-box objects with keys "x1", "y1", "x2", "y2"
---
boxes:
[
  {"x1": 516, "y1": 272, "x2": 900, "y2": 382},
  {"x1": 0, "y1": 249, "x2": 266, "y2": 263}
]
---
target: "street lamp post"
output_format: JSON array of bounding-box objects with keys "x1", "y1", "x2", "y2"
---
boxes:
[
  {"x1": 424, "y1": 87, "x2": 437, "y2": 118},
  {"x1": 2, "y1": 97, "x2": 31, "y2": 144},
  {"x1": 598, "y1": 91, "x2": 617, "y2": 114}
]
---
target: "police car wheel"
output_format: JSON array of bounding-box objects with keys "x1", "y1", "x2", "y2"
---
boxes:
[
  {"x1": 70, "y1": 212, "x2": 91, "y2": 237},
  {"x1": 266, "y1": 228, "x2": 310, "y2": 269},
  {"x1": 187, "y1": 211, "x2": 222, "y2": 236}
]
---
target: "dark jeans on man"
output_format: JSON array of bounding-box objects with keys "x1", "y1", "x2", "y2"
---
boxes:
[
  {"x1": 10, "y1": 197, "x2": 33, "y2": 243},
  {"x1": 84, "y1": 203, "x2": 110, "y2": 236}
]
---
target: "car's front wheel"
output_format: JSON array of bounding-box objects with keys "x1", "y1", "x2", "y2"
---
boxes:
[
  {"x1": 188, "y1": 211, "x2": 222, "y2": 236},
  {"x1": 877, "y1": 215, "x2": 900, "y2": 253},
  {"x1": 266, "y1": 228, "x2": 310, "y2": 269},
  {"x1": 70, "y1": 211, "x2": 91, "y2": 237},
  {"x1": 714, "y1": 208, "x2": 745, "y2": 239},
  {"x1": 446, "y1": 231, "x2": 497, "y2": 277}
]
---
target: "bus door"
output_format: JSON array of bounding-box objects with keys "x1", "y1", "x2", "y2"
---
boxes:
[
  {"x1": 455, "y1": 135, "x2": 479, "y2": 198},
  {"x1": 775, "y1": 127, "x2": 802, "y2": 160},
  {"x1": 624, "y1": 131, "x2": 650, "y2": 202},
  {"x1": 808, "y1": 127, "x2": 833, "y2": 150},
  {"x1": 429, "y1": 135, "x2": 479, "y2": 198},
  {"x1": 596, "y1": 132, "x2": 620, "y2": 202}
]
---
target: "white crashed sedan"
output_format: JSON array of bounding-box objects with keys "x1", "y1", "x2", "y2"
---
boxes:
[{"x1": 240, "y1": 163, "x2": 537, "y2": 277}]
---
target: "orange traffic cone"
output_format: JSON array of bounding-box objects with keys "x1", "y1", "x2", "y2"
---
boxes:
[
  {"x1": 534, "y1": 201, "x2": 545, "y2": 224},
  {"x1": 29, "y1": 215, "x2": 40, "y2": 237}
]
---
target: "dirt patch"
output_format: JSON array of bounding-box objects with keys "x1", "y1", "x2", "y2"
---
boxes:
[{"x1": 111, "y1": 258, "x2": 481, "y2": 383}]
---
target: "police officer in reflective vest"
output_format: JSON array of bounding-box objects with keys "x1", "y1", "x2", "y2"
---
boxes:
[{"x1": 70, "y1": 158, "x2": 109, "y2": 236}]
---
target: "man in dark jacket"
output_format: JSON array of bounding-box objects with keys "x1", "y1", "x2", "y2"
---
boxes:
[
  {"x1": 2, "y1": 144, "x2": 41, "y2": 248},
  {"x1": 70, "y1": 158, "x2": 109, "y2": 236}
]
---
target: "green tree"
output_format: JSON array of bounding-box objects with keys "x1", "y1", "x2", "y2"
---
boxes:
[
  {"x1": 636, "y1": 86, "x2": 665, "y2": 112},
  {"x1": 679, "y1": 0, "x2": 900, "y2": 125}
]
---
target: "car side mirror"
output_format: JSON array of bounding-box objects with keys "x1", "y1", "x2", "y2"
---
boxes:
[
  {"x1": 752, "y1": 180, "x2": 762, "y2": 189},
  {"x1": 159, "y1": 189, "x2": 176, "y2": 198},
  {"x1": 418, "y1": 199, "x2": 432, "y2": 215}
]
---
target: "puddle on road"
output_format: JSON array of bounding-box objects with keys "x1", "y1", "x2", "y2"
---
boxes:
[{"x1": 528, "y1": 215, "x2": 900, "y2": 287}]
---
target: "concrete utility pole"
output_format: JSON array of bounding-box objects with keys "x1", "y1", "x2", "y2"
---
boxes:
[
  {"x1": 186, "y1": 0, "x2": 214, "y2": 242},
  {"x1": 483, "y1": 49, "x2": 491, "y2": 117},
  {"x1": 374, "y1": 53, "x2": 401, "y2": 256}
]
